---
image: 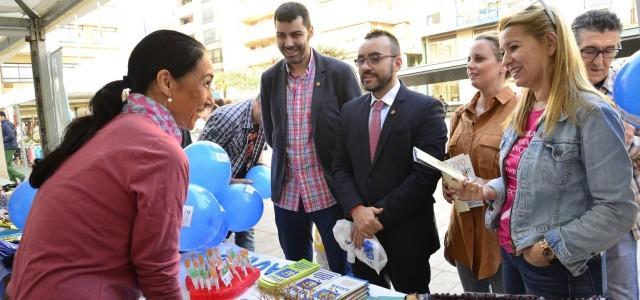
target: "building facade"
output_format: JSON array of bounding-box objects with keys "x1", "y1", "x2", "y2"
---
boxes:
[{"x1": 399, "y1": 0, "x2": 639, "y2": 105}]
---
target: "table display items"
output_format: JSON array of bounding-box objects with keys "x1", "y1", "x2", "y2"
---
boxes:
[
  {"x1": 258, "y1": 262, "x2": 369, "y2": 300},
  {"x1": 406, "y1": 293, "x2": 608, "y2": 299},
  {"x1": 184, "y1": 247, "x2": 260, "y2": 299},
  {"x1": 258, "y1": 259, "x2": 320, "y2": 293}
]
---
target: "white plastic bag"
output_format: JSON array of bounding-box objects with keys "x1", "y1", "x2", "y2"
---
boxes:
[{"x1": 332, "y1": 219, "x2": 388, "y2": 274}]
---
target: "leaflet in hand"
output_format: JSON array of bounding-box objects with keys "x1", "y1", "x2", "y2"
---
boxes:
[
  {"x1": 412, "y1": 147, "x2": 465, "y2": 189},
  {"x1": 444, "y1": 154, "x2": 484, "y2": 212}
]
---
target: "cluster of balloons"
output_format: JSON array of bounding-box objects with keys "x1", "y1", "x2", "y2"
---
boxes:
[
  {"x1": 180, "y1": 141, "x2": 270, "y2": 251},
  {"x1": 7, "y1": 141, "x2": 271, "y2": 253}
]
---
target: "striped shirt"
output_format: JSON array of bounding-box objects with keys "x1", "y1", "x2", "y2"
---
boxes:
[
  {"x1": 198, "y1": 99, "x2": 266, "y2": 178},
  {"x1": 278, "y1": 52, "x2": 336, "y2": 212}
]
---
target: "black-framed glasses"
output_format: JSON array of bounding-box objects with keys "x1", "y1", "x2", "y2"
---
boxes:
[
  {"x1": 354, "y1": 54, "x2": 397, "y2": 67},
  {"x1": 580, "y1": 46, "x2": 622, "y2": 60}
]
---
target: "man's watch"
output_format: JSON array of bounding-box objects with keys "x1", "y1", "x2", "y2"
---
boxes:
[{"x1": 539, "y1": 239, "x2": 556, "y2": 261}]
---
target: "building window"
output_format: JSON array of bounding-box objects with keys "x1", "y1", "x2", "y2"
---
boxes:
[
  {"x1": 180, "y1": 15, "x2": 193, "y2": 25},
  {"x1": 1, "y1": 63, "x2": 76, "y2": 83},
  {"x1": 456, "y1": 0, "x2": 499, "y2": 26},
  {"x1": 427, "y1": 35, "x2": 456, "y2": 64},
  {"x1": 428, "y1": 81, "x2": 460, "y2": 103},
  {"x1": 53, "y1": 25, "x2": 118, "y2": 44},
  {"x1": 203, "y1": 28, "x2": 220, "y2": 44},
  {"x1": 210, "y1": 48, "x2": 223, "y2": 64},
  {"x1": 406, "y1": 53, "x2": 423, "y2": 67},
  {"x1": 1, "y1": 64, "x2": 33, "y2": 83},
  {"x1": 202, "y1": 8, "x2": 215, "y2": 24},
  {"x1": 426, "y1": 13, "x2": 440, "y2": 25},
  {"x1": 473, "y1": 25, "x2": 497, "y2": 37}
]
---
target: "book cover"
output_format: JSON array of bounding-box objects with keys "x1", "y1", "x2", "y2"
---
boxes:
[
  {"x1": 284, "y1": 269, "x2": 341, "y2": 299},
  {"x1": 312, "y1": 275, "x2": 369, "y2": 300},
  {"x1": 413, "y1": 147, "x2": 465, "y2": 189},
  {"x1": 258, "y1": 259, "x2": 320, "y2": 291},
  {"x1": 444, "y1": 154, "x2": 484, "y2": 212}
]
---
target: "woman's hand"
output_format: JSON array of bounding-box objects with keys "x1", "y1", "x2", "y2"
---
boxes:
[
  {"x1": 451, "y1": 179, "x2": 485, "y2": 201},
  {"x1": 521, "y1": 241, "x2": 551, "y2": 267},
  {"x1": 442, "y1": 182, "x2": 455, "y2": 203}
]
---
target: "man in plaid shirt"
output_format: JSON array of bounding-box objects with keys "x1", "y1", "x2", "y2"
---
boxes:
[
  {"x1": 198, "y1": 95, "x2": 265, "y2": 251},
  {"x1": 260, "y1": 2, "x2": 361, "y2": 274},
  {"x1": 573, "y1": 10, "x2": 640, "y2": 300}
]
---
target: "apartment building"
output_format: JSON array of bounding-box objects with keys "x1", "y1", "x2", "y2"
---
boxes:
[{"x1": 399, "y1": 0, "x2": 640, "y2": 105}]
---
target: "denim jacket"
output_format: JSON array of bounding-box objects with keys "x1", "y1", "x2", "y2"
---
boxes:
[{"x1": 486, "y1": 91, "x2": 638, "y2": 276}]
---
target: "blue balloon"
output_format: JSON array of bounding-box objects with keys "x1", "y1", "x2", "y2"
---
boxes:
[
  {"x1": 245, "y1": 165, "x2": 271, "y2": 199},
  {"x1": 208, "y1": 206, "x2": 229, "y2": 247},
  {"x1": 8, "y1": 181, "x2": 38, "y2": 230},
  {"x1": 217, "y1": 184, "x2": 264, "y2": 232},
  {"x1": 614, "y1": 52, "x2": 640, "y2": 128},
  {"x1": 179, "y1": 184, "x2": 226, "y2": 251},
  {"x1": 184, "y1": 141, "x2": 232, "y2": 195}
]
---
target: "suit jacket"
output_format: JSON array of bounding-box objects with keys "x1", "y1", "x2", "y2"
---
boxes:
[
  {"x1": 260, "y1": 49, "x2": 362, "y2": 204},
  {"x1": 332, "y1": 84, "x2": 447, "y2": 259}
]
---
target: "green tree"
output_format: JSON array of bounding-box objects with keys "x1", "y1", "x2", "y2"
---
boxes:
[
  {"x1": 317, "y1": 45, "x2": 349, "y2": 60},
  {"x1": 213, "y1": 70, "x2": 260, "y2": 99}
]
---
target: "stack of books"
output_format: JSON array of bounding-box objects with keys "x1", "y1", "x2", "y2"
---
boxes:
[
  {"x1": 257, "y1": 259, "x2": 320, "y2": 292},
  {"x1": 270, "y1": 268, "x2": 368, "y2": 299},
  {"x1": 311, "y1": 274, "x2": 369, "y2": 300},
  {"x1": 284, "y1": 269, "x2": 341, "y2": 298}
]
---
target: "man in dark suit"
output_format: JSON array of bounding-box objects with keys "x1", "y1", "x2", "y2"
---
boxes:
[
  {"x1": 333, "y1": 30, "x2": 447, "y2": 293},
  {"x1": 260, "y1": 2, "x2": 361, "y2": 274}
]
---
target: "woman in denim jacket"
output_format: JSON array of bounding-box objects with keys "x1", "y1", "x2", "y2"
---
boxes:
[{"x1": 453, "y1": 3, "x2": 638, "y2": 298}]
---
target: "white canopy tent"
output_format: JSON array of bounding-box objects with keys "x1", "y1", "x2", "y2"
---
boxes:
[{"x1": 0, "y1": 0, "x2": 102, "y2": 153}]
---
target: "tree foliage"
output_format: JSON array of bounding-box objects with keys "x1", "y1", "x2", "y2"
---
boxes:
[
  {"x1": 213, "y1": 70, "x2": 259, "y2": 98},
  {"x1": 317, "y1": 45, "x2": 349, "y2": 60}
]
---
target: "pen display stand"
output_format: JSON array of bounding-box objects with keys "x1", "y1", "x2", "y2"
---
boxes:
[{"x1": 185, "y1": 266, "x2": 260, "y2": 300}]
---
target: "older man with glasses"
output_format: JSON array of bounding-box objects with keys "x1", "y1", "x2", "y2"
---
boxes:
[{"x1": 573, "y1": 10, "x2": 640, "y2": 300}]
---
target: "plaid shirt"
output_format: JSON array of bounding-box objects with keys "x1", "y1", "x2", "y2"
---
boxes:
[
  {"x1": 198, "y1": 99, "x2": 266, "y2": 178},
  {"x1": 278, "y1": 53, "x2": 336, "y2": 212},
  {"x1": 601, "y1": 62, "x2": 640, "y2": 240}
]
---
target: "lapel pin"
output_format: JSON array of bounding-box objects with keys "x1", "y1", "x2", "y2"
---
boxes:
[
  {"x1": 390, "y1": 110, "x2": 396, "y2": 115},
  {"x1": 315, "y1": 81, "x2": 321, "y2": 87}
]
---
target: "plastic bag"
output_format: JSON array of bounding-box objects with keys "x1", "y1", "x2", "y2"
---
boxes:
[
  {"x1": 332, "y1": 219, "x2": 387, "y2": 274},
  {"x1": 313, "y1": 226, "x2": 330, "y2": 270}
]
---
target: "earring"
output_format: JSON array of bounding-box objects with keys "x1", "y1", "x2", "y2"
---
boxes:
[{"x1": 167, "y1": 97, "x2": 173, "y2": 103}]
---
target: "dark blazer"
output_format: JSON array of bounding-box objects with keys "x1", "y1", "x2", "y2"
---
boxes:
[
  {"x1": 332, "y1": 84, "x2": 447, "y2": 259},
  {"x1": 260, "y1": 49, "x2": 362, "y2": 204}
]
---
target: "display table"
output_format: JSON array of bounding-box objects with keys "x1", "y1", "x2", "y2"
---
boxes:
[{"x1": 179, "y1": 242, "x2": 405, "y2": 299}]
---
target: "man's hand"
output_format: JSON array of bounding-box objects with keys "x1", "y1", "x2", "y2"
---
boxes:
[
  {"x1": 351, "y1": 206, "x2": 383, "y2": 248},
  {"x1": 231, "y1": 178, "x2": 253, "y2": 184},
  {"x1": 624, "y1": 121, "x2": 635, "y2": 147}
]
